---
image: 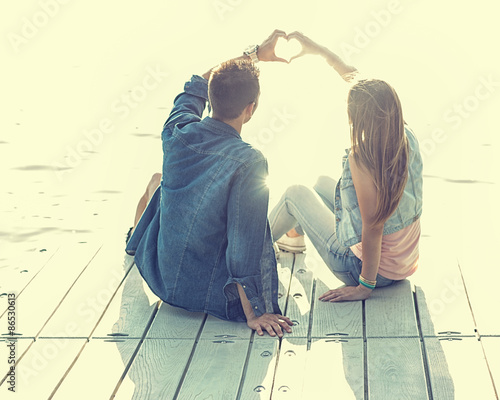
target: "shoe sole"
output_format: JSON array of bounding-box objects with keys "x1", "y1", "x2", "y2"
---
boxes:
[{"x1": 276, "y1": 242, "x2": 306, "y2": 253}]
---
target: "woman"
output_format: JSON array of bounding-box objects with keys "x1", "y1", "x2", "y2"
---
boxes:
[{"x1": 270, "y1": 32, "x2": 423, "y2": 302}]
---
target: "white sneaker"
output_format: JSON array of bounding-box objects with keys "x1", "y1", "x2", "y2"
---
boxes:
[{"x1": 276, "y1": 234, "x2": 306, "y2": 253}]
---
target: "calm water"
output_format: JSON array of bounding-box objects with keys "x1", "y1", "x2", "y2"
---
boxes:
[{"x1": 2, "y1": 1, "x2": 499, "y2": 287}]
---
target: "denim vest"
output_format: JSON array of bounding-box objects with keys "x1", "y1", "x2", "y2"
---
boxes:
[{"x1": 334, "y1": 126, "x2": 423, "y2": 247}]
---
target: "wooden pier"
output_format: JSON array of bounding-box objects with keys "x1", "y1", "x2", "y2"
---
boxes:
[{"x1": 1, "y1": 234, "x2": 499, "y2": 399}]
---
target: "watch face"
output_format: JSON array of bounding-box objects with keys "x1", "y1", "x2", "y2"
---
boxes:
[{"x1": 245, "y1": 45, "x2": 257, "y2": 54}]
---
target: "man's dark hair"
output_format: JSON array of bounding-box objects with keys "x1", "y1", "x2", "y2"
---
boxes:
[{"x1": 208, "y1": 59, "x2": 260, "y2": 120}]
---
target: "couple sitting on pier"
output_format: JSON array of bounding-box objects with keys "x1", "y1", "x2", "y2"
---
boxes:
[{"x1": 125, "y1": 30, "x2": 423, "y2": 338}]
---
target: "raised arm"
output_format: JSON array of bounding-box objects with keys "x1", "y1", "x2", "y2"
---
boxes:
[
  {"x1": 287, "y1": 31, "x2": 358, "y2": 81},
  {"x1": 201, "y1": 29, "x2": 289, "y2": 80},
  {"x1": 163, "y1": 30, "x2": 289, "y2": 134}
]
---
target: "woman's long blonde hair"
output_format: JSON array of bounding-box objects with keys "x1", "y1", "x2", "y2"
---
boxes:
[{"x1": 347, "y1": 79, "x2": 409, "y2": 226}]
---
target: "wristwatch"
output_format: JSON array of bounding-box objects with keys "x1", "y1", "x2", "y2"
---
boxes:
[{"x1": 244, "y1": 45, "x2": 259, "y2": 63}]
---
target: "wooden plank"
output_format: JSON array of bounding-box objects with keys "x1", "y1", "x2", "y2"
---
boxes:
[
  {"x1": 453, "y1": 171, "x2": 500, "y2": 335},
  {"x1": 283, "y1": 253, "x2": 313, "y2": 338},
  {"x1": 0, "y1": 243, "x2": 101, "y2": 338},
  {"x1": 367, "y1": 338, "x2": 428, "y2": 399},
  {"x1": 146, "y1": 251, "x2": 294, "y2": 342},
  {"x1": 276, "y1": 251, "x2": 294, "y2": 312},
  {"x1": 271, "y1": 338, "x2": 308, "y2": 398},
  {"x1": 92, "y1": 263, "x2": 159, "y2": 339},
  {"x1": 301, "y1": 339, "x2": 364, "y2": 399},
  {"x1": 38, "y1": 242, "x2": 135, "y2": 339},
  {"x1": 0, "y1": 338, "x2": 34, "y2": 388},
  {"x1": 365, "y1": 280, "x2": 419, "y2": 337},
  {"x1": 415, "y1": 285, "x2": 475, "y2": 338},
  {"x1": 0, "y1": 246, "x2": 59, "y2": 314},
  {"x1": 456, "y1": 251, "x2": 500, "y2": 335},
  {"x1": 481, "y1": 337, "x2": 500, "y2": 397},
  {"x1": 424, "y1": 337, "x2": 497, "y2": 399},
  {"x1": 238, "y1": 338, "x2": 278, "y2": 400},
  {"x1": 200, "y1": 314, "x2": 250, "y2": 340},
  {"x1": 253, "y1": 251, "x2": 294, "y2": 340},
  {"x1": 1, "y1": 338, "x2": 85, "y2": 398},
  {"x1": 311, "y1": 278, "x2": 363, "y2": 338},
  {"x1": 413, "y1": 237, "x2": 476, "y2": 336},
  {"x1": 50, "y1": 338, "x2": 141, "y2": 399},
  {"x1": 145, "y1": 302, "x2": 205, "y2": 340},
  {"x1": 300, "y1": 240, "x2": 363, "y2": 339},
  {"x1": 130, "y1": 253, "x2": 291, "y2": 341},
  {"x1": 176, "y1": 339, "x2": 250, "y2": 399},
  {"x1": 113, "y1": 338, "x2": 196, "y2": 400}
]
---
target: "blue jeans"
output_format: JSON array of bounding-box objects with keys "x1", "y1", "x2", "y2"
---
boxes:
[{"x1": 269, "y1": 176, "x2": 394, "y2": 288}]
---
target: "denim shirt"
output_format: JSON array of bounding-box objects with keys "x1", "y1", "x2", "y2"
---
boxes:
[
  {"x1": 334, "y1": 125, "x2": 423, "y2": 247},
  {"x1": 126, "y1": 75, "x2": 280, "y2": 321}
]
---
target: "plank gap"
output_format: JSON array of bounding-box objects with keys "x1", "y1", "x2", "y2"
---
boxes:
[
  {"x1": 306, "y1": 279, "x2": 316, "y2": 351},
  {"x1": 0, "y1": 338, "x2": 35, "y2": 386},
  {"x1": 413, "y1": 288, "x2": 435, "y2": 400},
  {"x1": 85, "y1": 256, "x2": 136, "y2": 340},
  {"x1": 281, "y1": 252, "x2": 296, "y2": 317},
  {"x1": 263, "y1": 252, "x2": 296, "y2": 396},
  {"x1": 172, "y1": 313, "x2": 208, "y2": 399},
  {"x1": 235, "y1": 331, "x2": 255, "y2": 400},
  {"x1": 362, "y1": 300, "x2": 368, "y2": 400},
  {"x1": 269, "y1": 336, "x2": 287, "y2": 397},
  {"x1": 48, "y1": 340, "x2": 89, "y2": 399},
  {"x1": 0, "y1": 247, "x2": 61, "y2": 319},
  {"x1": 457, "y1": 260, "x2": 480, "y2": 335},
  {"x1": 109, "y1": 300, "x2": 161, "y2": 399},
  {"x1": 478, "y1": 336, "x2": 500, "y2": 400},
  {"x1": 34, "y1": 245, "x2": 103, "y2": 340}
]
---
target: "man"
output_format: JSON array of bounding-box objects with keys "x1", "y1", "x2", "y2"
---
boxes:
[{"x1": 126, "y1": 30, "x2": 293, "y2": 337}]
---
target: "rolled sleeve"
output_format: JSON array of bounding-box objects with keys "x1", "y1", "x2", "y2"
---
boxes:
[
  {"x1": 162, "y1": 75, "x2": 209, "y2": 134},
  {"x1": 224, "y1": 157, "x2": 271, "y2": 318}
]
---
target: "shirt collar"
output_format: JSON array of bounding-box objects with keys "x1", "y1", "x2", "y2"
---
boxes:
[{"x1": 201, "y1": 117, "x2": 241, "y2": 139}]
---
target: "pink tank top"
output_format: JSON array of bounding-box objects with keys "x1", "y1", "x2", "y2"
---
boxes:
[{"x1": 350, "y1": 219, "x2": 420, "y2": 280}]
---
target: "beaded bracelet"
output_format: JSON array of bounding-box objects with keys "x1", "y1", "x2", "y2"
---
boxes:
[{"x1": 359, "y1": 275, "x2": 376, "y2": 290}]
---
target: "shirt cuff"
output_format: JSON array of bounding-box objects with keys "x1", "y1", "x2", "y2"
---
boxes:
[
  {"x1": 248, "y1": 296, "x2": 267, "y2": 317},
  {"x1": 184, "y1": 75, "x2": 209, "y2": 101},
  {"x1": 224, "y1": 277, "x2": 267, "y2": 318}
]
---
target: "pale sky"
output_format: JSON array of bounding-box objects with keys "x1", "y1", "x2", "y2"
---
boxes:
[{"x1": 2, "y1": 0, "x2": 500, "y2": 253}]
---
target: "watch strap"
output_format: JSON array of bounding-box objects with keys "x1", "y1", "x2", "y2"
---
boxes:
[{"x1": 244, "y1": 45, "x2": 259, "y2": 63}]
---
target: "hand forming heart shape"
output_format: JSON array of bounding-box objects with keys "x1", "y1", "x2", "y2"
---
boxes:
[
  {"x1": 257, "y1": 30, "x2": 307, "y2": 64},
  {"x1": 274, "y1": 37, "x2": 304, "y2": 63}
]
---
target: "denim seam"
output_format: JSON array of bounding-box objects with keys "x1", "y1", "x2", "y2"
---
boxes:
[
  {"x1": 228, "y1": 163, "x2": 247, "y2": 304},
  {"x1": 172, "y1": 132, "x2": 265, "y2": 166},
  {"x1": 204, "y1": 233, "x2": 227, "y2": 314},
  {"x1": 226, "y1": 159, "x2": 268, "y2": 314},
  {"x1": 268, "y1": 199, "x2": 288, "y2": 240},
  {"x1": 171, "y1": 159, "x2": 227, "y2": 302},
  {"x1": 410, "y1": 165, "x2": 418, "y2": 216}
]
